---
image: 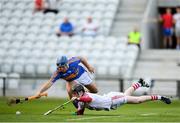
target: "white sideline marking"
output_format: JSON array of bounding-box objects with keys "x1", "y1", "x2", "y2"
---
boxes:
[
  {"x1": 67, "y1": 115, "x2": 122, "y2": 121},
  {"x1": 140, "y1": 113, "x2": 157, "y2": 116}
]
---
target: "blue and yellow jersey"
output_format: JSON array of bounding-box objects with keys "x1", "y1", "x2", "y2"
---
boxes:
[{"x1": 50, "y1": 57, "x2": 85, "y2": 83}]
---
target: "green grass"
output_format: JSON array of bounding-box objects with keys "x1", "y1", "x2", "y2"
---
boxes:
[{"x1": 0, "y1": 97, "x2": 180, "y2": 122}]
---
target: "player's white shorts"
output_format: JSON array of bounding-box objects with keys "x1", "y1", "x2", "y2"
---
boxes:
[
  {"x1": 105, "y1": 92, "x2": 127, "y2": 110},
  {"x1": 75, "y1": 72, "x2": 92, "y2": 85}
]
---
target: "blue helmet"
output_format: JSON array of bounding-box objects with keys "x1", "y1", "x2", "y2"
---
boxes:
[{"x1": 56, "y1": 56, "x2": 68, "y2": 66}]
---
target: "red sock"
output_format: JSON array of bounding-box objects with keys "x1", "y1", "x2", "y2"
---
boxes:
[
  {"x1": 151, "y1": 95, "x2": 158, "y2": 100},
  {"x1": 132, "y1": 83, "x2": 141, "y2": 90}
]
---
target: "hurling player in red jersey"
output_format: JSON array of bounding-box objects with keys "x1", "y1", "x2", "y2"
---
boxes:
[
  {"x1": 160, "y1": 8, "x2": 173, "y2": 48},
  {"x1": 71, "y1": 79, "x2": 171, "y2": 115}
]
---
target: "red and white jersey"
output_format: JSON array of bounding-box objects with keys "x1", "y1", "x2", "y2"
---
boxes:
[
  {"x1": 78, "y1": 92, "x2": 127, "y2": 111},
  {"x1": 86, "y1": 92, "x2": 112, "y2": 110}
]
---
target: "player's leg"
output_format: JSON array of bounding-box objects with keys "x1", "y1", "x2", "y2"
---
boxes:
[
  {"x1": 84, "y1": 82, "x2": 98, "y2": 93},
  {"x1": 163, "y1": 28, "x2": 168, "y2": 48},
  {"x1": 175, "y1": 28, "x2": 180, "y2": 49},
  {"x1": 66, "y1": 82, "x2": 76, "y2": 99},
  {"x1": 163, "y1": 36, "x2": 168, "y2": 48},
  {"x1": 66, "y1": 81, "x2": 80, "y2": 108},
  {"x1": 76, "y1": 72, "x2": 98, "y2": 93},
  {"x1": 169, "y1": 28, "x2": 173, "y2": 48},
  {"x1": 177, "y1": 37, "x2": 180, "y2": 49},
  {"x1": 124, "y1": 78, "x2": 149, "y2": 96},
  {"x1": 107, "y1": 92, "x2": 127, "y2": 110},
  {"x1": 126, "y1": 95, "x2": 171, "y2": 104},
  {"x1": 168, "y1": 36, "x2": 172, "y2": 48}
]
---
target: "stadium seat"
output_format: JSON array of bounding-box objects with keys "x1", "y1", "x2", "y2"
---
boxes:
[
  {"x1": 106, "y1": 4, "x2": 117, "y2": 12},
  {"x1": 21, "y1": 42, "x2": 33, "y2": 50},
  {"x1": 1, "y1": 63, "x2": 13, "y2": 73},
  {"x1": 94, "y1": 35, "x2": 105, "y2": 42},
  {"x1": 109, "y1": 66, "x2": 121, "y2": 76},
  {"x1": 14, "y1": 33, "x2": 25, "y2": 41},
  {"x1": 8, "y1": 73, "x2": 20, "y2": 89},
  {"x1": 22, "y1": 10, "x2": 33, "y2": 18},
  {"x1": 71, "y1": 35, "x2": 82, "y2": 42},
  {"x1": 31, "y1": 49, "x2": 42, "y2": 58},
  {"x1": 96, "y1": 65, "x2": 108, "y2": 76},
  {"x1": 81, "y1": 43, "x2": 92, "y2": 51},
  {"x1": 1, "y1": 10, "x2": 11, "y2": 18},
  {"x1": 81, "y1": 11, "x2": 91, "y2": 18},
  {"x1": 0, "y1": 73, "x2": 7, "y2": 89},
  {"x1": 48, "y1": 64, "x2": 56, "y2": 74},
  {"x1": 0, "y1": 41, "x2": 10, "y2": 49},
  {"x1": 11, "y1": 10, "x2": 23, "y2": 18},
  {"x1": 18, "y1": 49, "x2": 31, "y2": 59},
  {"x1": 6, "y1": 49, "x2": 19, "y2": 58},
  {"x1": 94, "y1": 4, "x2": 106, "y2": 12},
  {"x1": 17, "y1": 25, "x2": 29, "y2": 34},
  {"x1": 36, "y1": 64, "x2": 49, "y2": 75},
  {"x1": 56, "y1": 11, "x2": 68, "y2": 18},
  {"x1": 92, "y1": 11, "x2": 103, "y2": 19},
  {"x1": 4, "y1": 2, "x2": 14, "y2": 10},
  {"x1": 8, "y1": 18, "x2": 20, "y2": 26},
  {"x1": 13, "y1": 64, "x2": 25, "y2": 74},
  {"x1": 15, "y1": 2, "x2": 26, "y2": 11},
  {"x1": 83, "y1": 4, "x2": 94, "y2": 12},
  {"x1": 60, "y1": 3, "x2": 72, "y2": 11},
  {"x1": 1, "y1": 33, "x2": 13, "y2": 41},
  {"x1": 0, "y1": 49, "x2": 6, "y2": 58},
  {"x1": 103, "y1": 11, "x2": 115, "y2": 19},
  {"x1": 24, "y1": 64, "x2": 36, "y2": 75},
  {"x1": 25, "y1": 33, "x2": 37, "y2": 42},
  {"x1": 78, "y1": 50, "x2": 89, "y2": 57},
  {"x1": 69, "y1": 11, "x2": 80, "y2": 19}
]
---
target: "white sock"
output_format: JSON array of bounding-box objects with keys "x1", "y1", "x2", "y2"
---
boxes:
[{"x1": 157, "y1": 95, "x2": 161, "y2": 100}]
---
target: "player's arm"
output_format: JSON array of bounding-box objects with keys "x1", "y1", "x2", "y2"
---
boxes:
[
  {"x1": 36, "y1": 71, "x2": 59, "y2": 97},
  {"x1": 173, "y1": 16, "x2": 176, "y2": 24},
  {"x1": 71, "y1": 95, "x2": 92, "y2": 103},
  {"x1": 71, "y1": 95, "x2": 92, "y2": 115},
  {"x1": 159, "y1": 15, "x2": 163, "y2": 22},
  {"x1": 79, "y1": 96, "x2": 92, "y2": 102},
  {"x1": 76, "y1": 96, "x2": 92, "y2": 115},
  {"x1": 76, "y1": 101, "x2": 86, "y2": 115},
  {"x1": 35, "y1": 80, "x2": 53, "y2": 97},
  {"x1": 78, "y1": 56, "x2": 95, "y2": 73}
]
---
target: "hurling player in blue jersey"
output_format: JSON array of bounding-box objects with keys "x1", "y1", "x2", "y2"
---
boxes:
[{"x1": 35, "y1": 56, "x2": 98, "y2": 100}]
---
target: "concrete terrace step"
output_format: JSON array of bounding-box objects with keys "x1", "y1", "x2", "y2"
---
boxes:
[
  {"x1": 115, "y1": 15, "x2": 143, "y2": 22},
  {"x1": 113, "y1": 22, "x2": 139, "y2": 28},
  {"x1": 133, "y1": 66, "x2": 180, "y2": 80},
  {"x1": 110, "y1": 0, "x2": 146, "y2": 36},
  {"x1": 133, "y1": 49, "x2": 180, "y2": 80},
  {"x1": 111, "y1": 28, "x2": 133, "y2": 35},
  {"x1": 140, "y1": 50, "x2": 180, "y2": 61},
  {"x1": 122, "y1": 0, "x2": 147, "y2": 6},
  {"x1": 158, "y1": 0, "x2": 180, "y2": 7},
  {"x1": 119, "y1": 7, "x2": 145, "y2": 13}
]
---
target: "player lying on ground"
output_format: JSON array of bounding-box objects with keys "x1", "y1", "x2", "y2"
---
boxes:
[
  {"x1": 35, "y1": 56, "x2": 98, "y2": 107},
  {"x1": 71, "y1": 79, "x2": 171, "y2": 115}
]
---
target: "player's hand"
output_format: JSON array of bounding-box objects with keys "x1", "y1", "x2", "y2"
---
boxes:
[
  {"x1": 34, "y1": 92, "x2": 41, "y2": 99},
  {"x1": 71, "y1": 97, "x2": 78, "y2": 101}
]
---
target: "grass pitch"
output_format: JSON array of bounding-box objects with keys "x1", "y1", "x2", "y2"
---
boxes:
[{"x1": 0, "y1": 97, "x2": 180, "y2": 122}]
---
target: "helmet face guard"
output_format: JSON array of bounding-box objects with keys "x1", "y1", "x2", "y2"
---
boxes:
[
  {"x1": 56, "y1": 56, "x2": 68, "y2": 67},
  {"x1": 56, "y1": 63, "x2": 69, "y2": 68},
  {"x1": 72, "y1": 84, "x2": 85, "y2": 96}
]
